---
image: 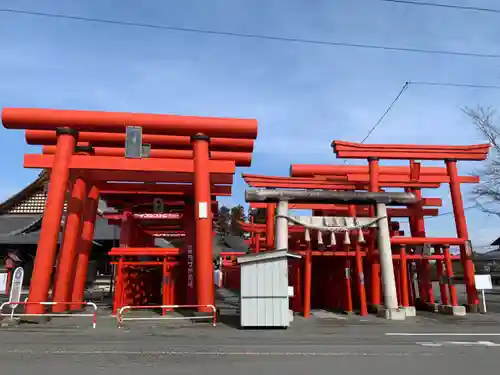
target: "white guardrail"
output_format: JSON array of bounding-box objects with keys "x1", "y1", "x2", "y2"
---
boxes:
[
  {"x1": 116, "y1": 304, "x2": 217, "y2": 328},
  {"x1": 0, "y1": 301, "x2": 98, "y2": 328}
]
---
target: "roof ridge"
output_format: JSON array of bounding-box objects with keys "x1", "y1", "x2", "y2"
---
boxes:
[{"x1": 0, "y1": 172, "x2": 49, "y2": 214}]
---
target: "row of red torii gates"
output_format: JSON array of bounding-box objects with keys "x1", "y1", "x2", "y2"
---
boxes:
[
  {"x1": 1, "y1": 107, "x2": 258, "y2": 315},
  {"x1": 237, "y1": 141, "x2": 489, "y2": 317},
  {"x1": 1, "y1": 107, "x2": 490, "y2": 318}
]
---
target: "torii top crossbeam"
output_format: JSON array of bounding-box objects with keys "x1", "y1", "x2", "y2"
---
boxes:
[
  {"x1": 26, "y1": 130, "x2": 255, "y2": 152},
  {"x1": 245, "y1": 189, "x2": 417, "y2": 206},
  {"x1": 2, "y1": 108, "x2": 258, "y2": 138},
  {"x1": 331, "y1": 140, "x2": 490, "y2": 160}
]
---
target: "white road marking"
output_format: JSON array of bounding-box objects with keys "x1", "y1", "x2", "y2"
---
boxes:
[
  {"x1": 416, "y1": 342, "x2": 443, "y2": 347},
  {"x1": 1, "y1": 349, "x2": 438, "y2": 357},
  {"x1": 386, "y1": 333, "x2": 500, "y2": 336},
  {"x1": 416, "y1": 341, "x2": 500, "y2": 347}
]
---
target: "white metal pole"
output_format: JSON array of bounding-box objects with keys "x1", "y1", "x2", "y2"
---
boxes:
[
  {"x1": 376, "y1": 203, "x2": 399, "y2": 311},
  {"x1": 482, "y1": 289, "x2": 487, "y2": 313},
  {"x1": 275, "y1": 200, "x2": 289, "y2": 250}
]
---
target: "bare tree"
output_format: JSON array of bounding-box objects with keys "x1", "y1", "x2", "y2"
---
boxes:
[{"x1": 463, "y1": 106, "x2": 500, "y2": 216}]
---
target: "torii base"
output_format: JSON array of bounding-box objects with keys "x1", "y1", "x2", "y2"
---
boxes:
[
  {"x1": 438, "y1": 305, "x2": 466, "y2": 316},
  {"x1": 377, "y1": 308, "x2": 406, "y2": 320},
  {"x1": 400, "y1": 306, "x2": 416, "y2": 317}
]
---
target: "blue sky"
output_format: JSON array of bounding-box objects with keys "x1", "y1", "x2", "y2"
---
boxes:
[{"x1": 0, "y1": 0, "x2": 499, "y2": 249}]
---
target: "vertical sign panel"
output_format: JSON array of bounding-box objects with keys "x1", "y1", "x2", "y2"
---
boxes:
[
  {"x1": 125, "y1": 126, "x2": 143, "y2": 158},
  {"x1": 9, "y1": 267, "x2": 24, "y2": 308},
  {"x1": 198, "y1": 201, "x2": 208, "y2": 219}
]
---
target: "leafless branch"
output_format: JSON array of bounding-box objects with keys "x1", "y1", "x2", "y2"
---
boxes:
[{"x1": 463, "y1": 106, "x2": 500, "y2": 215}]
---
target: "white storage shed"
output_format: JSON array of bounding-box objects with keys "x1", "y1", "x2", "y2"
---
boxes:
[{"x1": 237, "y1": 249, "x2": 301, "y2": 328}]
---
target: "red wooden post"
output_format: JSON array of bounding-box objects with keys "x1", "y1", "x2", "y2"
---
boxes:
[
  {"x1": 53, "y1": 176, "x2": 88, "y2": 312},
  {"x1": 113, "y1": 210, "x2": 133, "y2": 314},
  {"x1": 446, "y1": 160, "x2": 479, "y2": 309},
  {"x1": 296, "y1": 261, "x2": 303, "y2": 313},
  {"x1": 424, "y1": 259, "x2": 435, "y2": 304},
  {"x1": 400, "y1": 245, "x2": 409, "y2": 307},
  {"x1": 255, "y1": 233, "x2": 261, "y2": 253},
  {"x1": 192, "y1": 134, "x2": 215, "y2": 312},
  {"x1": 368, "y1": 157, "x2": 381, "y2": 308},
  {"x1": 162, "y1": 259, "x2": 169, "y2": 315},
  {"x1": 112, "y1": 257, "x2": 124, "y2": 315},
  {"x1": 26, "y1": 128, "x2": 78, "y2": 314},
  {"x1": 435, "y1": 246, "x2": 449, "y2": 305},
  {"x1": 408, "y1": 260, "x2": 416, "y2": 306},
  {"x1": 350, "y1": 205, "x2": 368, "y2": 316},
  {"x1": 303, "y1": 240, "x2": 312, "y2": 318},
  {"x1": 443, "y1": 245, "x2": 458, "y2": 306},
  {"x1": 266, "y1": 203, "x2": 275, "y2": 250},
  {"x1": 344, "y1": 257, "x2": 353, "y2": 314},
  {"x1": 70, "y1": 184, "x2": 99, "y2": 310},
  {"x1": 183, "y1": 202, "x2": 196, "y2": 305}
]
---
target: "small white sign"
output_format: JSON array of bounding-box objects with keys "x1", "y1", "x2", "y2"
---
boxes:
[
  {"x1": 9, "y1": 267, "x2": 24, "y2": 308},
  {"x1": 475, "y1": 274, "x2": 493, "y2": 290},
  {"x1": 198, "y1": 201, "x2": 208, "y2": 219},
  {"x1": 288, "y1": 286, "x2": 295, "y2": 297},
  {"x1": 0, "y1": 273, "x2": 8, "y2": 294}
]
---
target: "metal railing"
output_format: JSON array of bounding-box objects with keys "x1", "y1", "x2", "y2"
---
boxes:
[
  {"x1": 116, "y1": 304, "x2": 217, "y2": 328},
  {"x1": 0, "y1": 301, "x2": 98, "y2": 328}
]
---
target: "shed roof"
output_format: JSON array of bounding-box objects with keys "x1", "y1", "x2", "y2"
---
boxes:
[{"x1": 237, "y1": 249, "x2": 301, "y2": 264}]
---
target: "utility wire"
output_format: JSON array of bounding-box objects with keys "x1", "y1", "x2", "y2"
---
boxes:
[
  {"x1": 380, "y1": 0, "x2": 500, "y2": 14},
  {"x1": 360, "y1": 81, "x2": 410, "y2": 143},
  {"x1": 359, "y1": 80, "x2": 500, "y2": 143},
  {"x1": 410, "y1": 81, "x2": 500, "y2": 89},
  {"x1": 1, "y1": 7, "x2": 500, "y2": 59}
]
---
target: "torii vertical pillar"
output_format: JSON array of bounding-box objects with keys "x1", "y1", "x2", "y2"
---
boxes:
[
  {"x1": 52, "y1": 175, "x2": 88, "y2": 312},
  {"x1": 26, "y1": 128, "x2": 78, "y2": 314},
  {"x1": 192, "y1": 134, "x2": 215, "y2": 312},
  {"x1": 376, "y1": 203, "x2": 405, "y2": 320},
  {"x1": 446, "y1": 159, "x2": 479, "y2": 311},
  {"x1": 266, "y1": 203, "x2": 276, "y2": 250},
  {"x1": 368, "y1": 157, "x2": 381, "y2": 310},
  {"x1": 71, "y1": 184, "x2": 100, "y2": 310}
]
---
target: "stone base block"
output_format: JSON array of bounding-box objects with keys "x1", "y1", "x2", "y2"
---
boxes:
[
  {"x1": 425, "y1": 303, "x2": 439, "y2": 313},
  {"x1": 368, "y1": 304, "x2": 383, "y2": 314},
  {"x1": 401, "y1": 306, "x2": 416, "y2": 317},
  {"x1": 438, "y1": 305, "x2": 466, "y2": 316},
  {"x1": 467, "y1": 304, "x2": 480, "y2": 313},
  {"x1": 377, "y1": 308, "x2": 406, "y2": 320},
  {"x1": 1, "y1": 318, "x2": 20, "y2": 328}
]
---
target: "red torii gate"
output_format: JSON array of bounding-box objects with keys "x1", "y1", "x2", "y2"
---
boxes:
[
  {"x1": 242, "y1": 173, "x2": 452, "y2": 317},
  {"x1": 2, "y1": 107, "x2": 258, "y2": 315},
  {"x1": 241, "y1": 140, "x2": 488, "y2": 315},
  {"x1": 328, "y1": 141, "x2": 489, "y2": 310}
]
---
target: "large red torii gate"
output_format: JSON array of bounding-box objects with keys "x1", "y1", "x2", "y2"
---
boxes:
[
  {"x1": 240, "y1": 140, "x2": 489, "y2": 316},
  {"x1": 2, "y1": 107, "x2": 258, "y2": 315}
]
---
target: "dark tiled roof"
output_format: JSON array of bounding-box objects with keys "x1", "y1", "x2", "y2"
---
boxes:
[
  {"x1": 0, "y1": 215, "x2": 120, "y2": 245},
  {"x1": 0, "y1": 173, "x2": 48, "y2": 214},
  {"x1": 212, "y1": 233, "x2": 249, "y2": 258},
  {"x1": 0, "y1": 215, "x2": 42, "y2": 235}
]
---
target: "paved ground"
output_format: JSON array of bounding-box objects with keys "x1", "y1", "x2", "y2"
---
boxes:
[
  {"x1": 2, "y1": 286, "x2": 500, "y2": 374},
  {"x1": 433, "y1": 283, "x2": 500, "y2": 312},
  {"x1": 2, "y1": 306, "x2": 500, "y2": 375}
]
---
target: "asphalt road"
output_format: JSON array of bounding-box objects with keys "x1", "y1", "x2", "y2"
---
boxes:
[
  {"x1": 1, "y1": 286, "x2": 499, "y2": 374},
  {"x1": 1, "y1": 314, "x2": 500, "y2": 375}
]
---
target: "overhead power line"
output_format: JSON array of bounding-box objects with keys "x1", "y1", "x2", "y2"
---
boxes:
[
  {"x1": 360, "y1": 81, "x2": 410, "y2": 143},
  {"x1": 359, "y1": 80, "x2": 500, "y2": 143},
  {"x1": 1, "y1": 7, "x2": 500, "y2": 59},
  {"x1": 409, "y1": 81, "x2": 500, "y2": 89},
  {"x1": 380, "y1": 0, "x2": 500, "y2": 14}
]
